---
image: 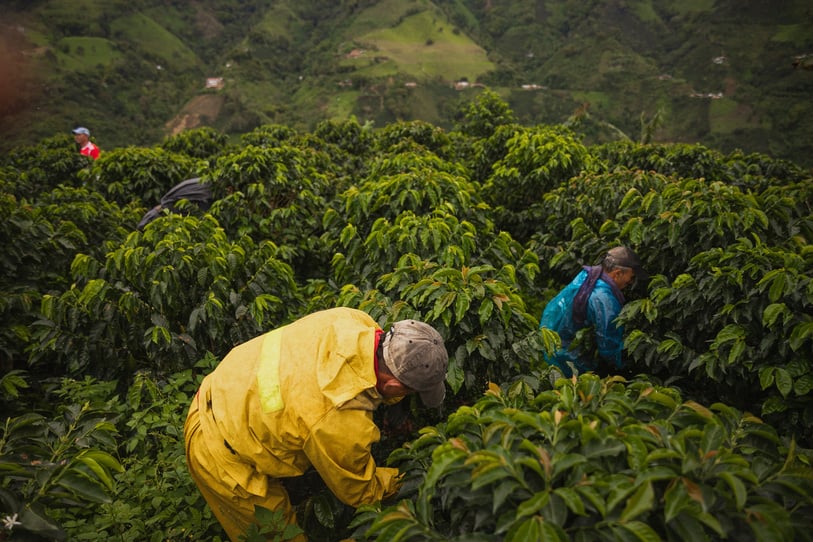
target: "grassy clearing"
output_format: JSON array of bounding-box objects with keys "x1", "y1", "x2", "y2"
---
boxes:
[
  {"x1": 39, "y1": 0, "x2": 129, "y2": 19},
  {"x1": 254, "y1": 4, "x2": 300, "y2": 41},
  {"x1": 37, "y1": 0, "x2": 130, "y2": 38},
  {"x1": 110, "y1": 13, "x2": 200, "y2": 70},
  {"x1": 343, "y1": 0, "x2": 427, "y2": 37},
  {"x1": 325, "y1": 90, "x2": 361, "y2": 120},
  {"x1": 354, "y1": 9, "x2": 493, "y2": 82},
  {"x1": 571, "y1": 91, "x2": 612, "y2": 111},
  {"x1": 772, "y1": 24, "x2": 813, "y2": 46},
  {"x1": 667, "y1": 0, "x2": 714, "y2": 14},
  {"x1": 630, "y1": 0, "x2": 661, "y2": 23},
  {"x1": 55, "y1": 37, "x2": 121, "y2": 72},
  {"x1": 237, "y1": 80, "x2": 285, "y2": 113},
  {"x1": 709, "y1": 98, "x2": 761, "y2": 134}
]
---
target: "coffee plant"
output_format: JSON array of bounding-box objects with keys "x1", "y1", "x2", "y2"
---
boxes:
[
  {"x1": 1, "y1": 92, "x2": 811, "y2": 540},
  {"x1": 351, "y1": 375, "x2": 813, "y2": 541}
]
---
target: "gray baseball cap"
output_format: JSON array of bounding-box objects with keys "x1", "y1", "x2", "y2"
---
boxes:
[
  {"x1": 72, "y1": 127, "x2": 90, "y2": 136},
  {"x1": 382, "y1": 320, "x2": 448, "y2": 408},
  {"x1": 605, "y1": 246, "x2": 649, "y2": 283}
]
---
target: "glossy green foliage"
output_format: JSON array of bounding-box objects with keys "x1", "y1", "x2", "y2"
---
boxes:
[
  {"x1": 453, "y1": 89, "x2": 518, "y2": 139},
  {"x1": 88, "y1": 147, "x2": 203, "y2": 207},
  {"x1": 35, "y1": 186, "x2": 140, "y2": 255},
  {"x1": 622, "y1": 238, "x2": 813, "y2": 441},
  {"x1": 29, "y1": 214, "x2": 300, "y2": 379},
  {"x1": 0, "y1": 192, "x2": 85, "y2": 374},
  {"x1": 8, "y1": 367, "x2": 228, "y2": 542},
  {"x1": 466, "y1": 123, "x2": 525, "y2": 184},
  {"x1": 2, "y1": 101, "x2": 812, "y2": 541},
  {"x1": 0, "y1": 376, "x2": 123, "y2": 541},
  {"x1": 0, "y1": 135, "x2": 91, "y2": 198},
  {"x1": 242, "y1": 124, "x2": 299, "y2": 148},
  {"x1": 324, "y1": 152, "x2": 487, "y2": 276},
  {"x1": 530, "y1": 168, "x2": 812, "y2": 283},
  {"x1": 595, "y1": 141, "x2": 728, "y2": 182},
  {"x1": 309, "y1": 119, "x2": 376, "y2": 181},
  {"x1": 353, "y1": 375, "x2": 813, "y2": 541},
  {"x1": 0, "y1": 193, "x2": 86, "y2": 293},
  {"x1": 375, "y1": 120, "x2": 455, "y2": 159},
  {"x1": 207, "y1": 143, "x2": 331, "y2": 245},
  {"x1": 529, "y1": 169, "x2": 669, "y2": 285},
  {"x1": 205, "y1": 142, "x2": 335, "y2": 280},
  {"x1": 337, "y1": 245, "x2": 539, "y2": 400},
  {"x1": 596, "y1": 141, "x2": 808, "y2": 191},
  {"x1": 313, "y1": 118, "x2": 375, "y2": 158},
  {"x1": 56, "y1": 366, "x2": 226, "y2": 541},
  {"x1": 483, "y1": 125, "x2": 595, "y2": 242},
  {"x1": 483, "y1": 125, "x2": 593, "y2": 211},
  {"x1": 160, "y1": 126, "x2": 231, "y2": 159},
  {"x1": 207, "y1": 144, "x2": 326, "y2": 201}
]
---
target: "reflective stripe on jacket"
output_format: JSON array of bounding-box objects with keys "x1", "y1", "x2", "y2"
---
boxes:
[{"x1": 196, "y1": 307, "x2": 400, "y2": 507}]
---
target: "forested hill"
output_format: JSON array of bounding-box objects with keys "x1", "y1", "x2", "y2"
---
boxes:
[{"x1": 2, "y1": 0, "x2": 812, "y2": 167}]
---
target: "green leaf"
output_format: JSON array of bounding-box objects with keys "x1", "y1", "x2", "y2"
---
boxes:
[
  {"x1": 715, "y1": 324, "x2": 744, "y2": 344},
  {"x1": 516, "y1": 490, "x2": 550, "y2": 519},
  {"x1": 794, "y1": 374, "x2": 813, "y2": 396},
  {"x1": 620, "y1": 481, "x2": 654, "y2": 522},
  {"x1": 663, "y1": 479, "x2": 690, "y2": 522},
  {"x1": 506, "y1": 516, "x2": 566, "y2": 542},
  {"x1": 76, "y1": 451, "x2": 121, "y2": 491},
  {"x1": 718, "y1": 471, "x2": 747, "y2": 510},
  {"x1": 312, "y1": 493, "x2": 335, "y2": 529},
  {"x1": 790, "y1": 322, "x2": 813, "y2": 351},
  {"x1": 619, "y1": 520, "x2": 661, "y2": 542},
  {"x1": 56, "y1": 471, "x2": 112, "y2": 504},
  {"x1": 759, "y1": 367, "x2": 775, "y2": 390},
  {"x1": 470, "y1": 461, "x2": 509, "y2": 490},
  {"x1": 493, "y1": 479, "x2": 521, "y2": 513},
  {"x1": 762, "y1": 303, "x2": 788, "y2": 327},
  {"x1": 19, "y1": 505, "x2": 67, "y2": 540},
  {"x1": 553, "y1": 487, "x2": 586, "y2": 516},
  {"x1": 447, "y1": 349, "x2": 465, "y2": 394},
  {"x1": 775, "y1": 368, "x2": 793, "y2": 397}
]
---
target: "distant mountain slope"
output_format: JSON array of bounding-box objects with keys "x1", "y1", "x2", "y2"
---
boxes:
[{"x1": 1, "y1": 0, "x2": 811, "y2": 167}]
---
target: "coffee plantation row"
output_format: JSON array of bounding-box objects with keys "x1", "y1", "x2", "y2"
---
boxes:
[{"x1": 2, "y1": 92, "x2": 811, "y2": 540}]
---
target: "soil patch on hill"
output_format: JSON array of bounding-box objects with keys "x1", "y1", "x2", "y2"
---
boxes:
[{"x1": 165, "y1": 94, "x2": 224, "y2": 136}]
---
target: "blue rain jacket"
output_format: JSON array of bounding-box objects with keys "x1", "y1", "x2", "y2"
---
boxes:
[{"x1": 540, "y1": 269, "x2": 625, "y2": 376}]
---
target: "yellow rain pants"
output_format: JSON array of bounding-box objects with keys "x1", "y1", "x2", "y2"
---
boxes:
[{"x1": 184, "y1": 308, "x2": 401, "y2": 541}]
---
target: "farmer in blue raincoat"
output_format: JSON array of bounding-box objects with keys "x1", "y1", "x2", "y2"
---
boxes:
[{"x1": 540, "y1": 246, "x2": 648, "y2": 377}]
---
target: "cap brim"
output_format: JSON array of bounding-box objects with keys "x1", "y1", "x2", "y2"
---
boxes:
[{"x1": 419, "y1": 381, "x2": 446, "y2": 408}]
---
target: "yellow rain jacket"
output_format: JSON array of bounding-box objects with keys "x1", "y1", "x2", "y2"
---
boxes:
[{"x1": 184, "y1": 307, "x2": 401, "y2": 540}]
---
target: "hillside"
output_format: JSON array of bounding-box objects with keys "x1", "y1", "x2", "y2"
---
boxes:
[{"x1": 1, "y1": 0, "x2": 812, "y2": 166}]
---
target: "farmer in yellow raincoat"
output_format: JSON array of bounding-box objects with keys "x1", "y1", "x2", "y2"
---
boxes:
[{"x1": 184, "y1": 307, "x2": 449, "y2": 541}]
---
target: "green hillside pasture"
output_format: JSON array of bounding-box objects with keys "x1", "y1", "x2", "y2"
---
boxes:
[
  {"x1": 325, "y1": 90, "x2": 361, "y2": 120},
  {"x1": 343, "y1": 0, "x2": 428, "y2": 36},
  {"x1": 109, "y1": 13, "x2": 200, "y2": 70},
  {"x1": 628, "y1": 0, "x2": 661, "y2": 23},
  {"x1": 709, "y1": 97, "x2": 763, "y2": 134},
  {"x1": 570, "y1": 91, "x2": 612, "y2": 111},
  {"x1": 36, "y1": 0, "x2": 130, "y2": 33},
  {"x1": 233, "y1": 80, "x2": 288, "y2": 124},
  {"x1": 380, "y1": 83, "x2": 452, "y2": 127},
  {"x1": 772, "y1": 23, "x2": 813, "y2": 47},
  {"x1": 55, "y1": 37, "x2": 121, "y2": 72},
  {"x1": 659, "y1": 0, "x2": 714, "y2": 14},
  {"x1": 349, "y1": 10, "x2": 494, "y2": 82},
  {"x1": 598, "y1": 47, "x2": 660, "y2": 79},
  {"x1": 253, "y1": 3, "x2": 301, "y2": 41}
]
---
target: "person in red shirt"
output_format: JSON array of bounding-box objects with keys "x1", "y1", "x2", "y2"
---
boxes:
[{"x1": 72, "y1": 127, "x2": 100, "y2": 160}]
